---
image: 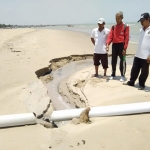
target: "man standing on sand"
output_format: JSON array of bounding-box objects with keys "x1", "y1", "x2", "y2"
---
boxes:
[
  {"x1": 91, "y1": 18, "x2": 110, "y2": 78},
  {"x1": 123, "y1": 13, "x2": 150, "y2": 90},
  {"x1": 106, "y1": 11, "x2": 130, "y2": 82}
]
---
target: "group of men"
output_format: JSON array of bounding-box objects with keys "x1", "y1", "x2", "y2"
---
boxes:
[{"x1": 91, "y1": 12, "x2": 150, "y2": 90}]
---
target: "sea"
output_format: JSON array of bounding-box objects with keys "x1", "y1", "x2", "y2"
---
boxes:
[{"x1": 43, "y1": 22, "x2": 142, "y2": 44}]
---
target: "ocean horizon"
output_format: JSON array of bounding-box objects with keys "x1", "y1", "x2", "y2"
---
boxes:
[{"x1": 43, "y1": 22, "x2": 141, "y2": 43}]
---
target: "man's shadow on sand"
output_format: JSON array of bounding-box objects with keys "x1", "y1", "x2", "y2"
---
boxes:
[
  {"x1": 107, "y1": 76, "x2": 150, "y2": 92},
  {"x1": 134, "y1": 83, "x2": 150, "y2": 92}
]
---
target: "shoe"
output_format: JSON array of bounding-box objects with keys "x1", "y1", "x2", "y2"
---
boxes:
[
  {"x1": 123, "y1": 82, "x2": 134, "y2": 86},
  {"x1": 103, "y1": 76, "x2": 107, "y2": 79},
  {"x1": 138, "y1": 86, "x2": 145, "y2": 90},
  {"x1": 120, "y1": 76, "x2": 125, "y2": 82},
  {"x1": 92, "y1": 74, "x2": 98, "y2": 77},
  {"x1": 123, "y1": 82, "x2": 128, "y2": 85},
  {"x1": 109, "y1": 76, "x2": 114, "y2": 80}
]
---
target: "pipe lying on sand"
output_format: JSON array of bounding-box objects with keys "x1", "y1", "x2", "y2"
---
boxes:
[
  {"x1": 1, "y1": 102, "x2": 150, "y2": 127},
  {"x1": 51, "y1": 102, "x2": 150, "y2": 122},
  {"x1": 0, "y1": 113, "x2": 36, "y2": 128}
]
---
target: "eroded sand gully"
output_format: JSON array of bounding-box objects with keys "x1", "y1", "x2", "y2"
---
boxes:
[
  {"x1": 36, "y1": 54, "x2": 93, "y2": 110},
  {"x1": 34, "y1": 54, "x2": 94, "y2": 127},
  {"x1": 35, "y1": 54, "x2": 135, "y2": 113}
]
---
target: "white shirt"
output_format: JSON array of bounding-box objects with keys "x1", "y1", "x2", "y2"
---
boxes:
[
  {"x1": 135, "y1": 26, "x2": 150, "y2": 59},
  {"x1": 91, "y1": 27, "x2": 110, "y2": 54}
]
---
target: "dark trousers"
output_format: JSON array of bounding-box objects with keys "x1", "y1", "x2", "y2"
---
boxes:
[
  {"x1": 111, "y1": 43, "x2": 126, "y2": 76},
  {"x1": 128, "y1": 57, "x2": 149, "y2": 87}
]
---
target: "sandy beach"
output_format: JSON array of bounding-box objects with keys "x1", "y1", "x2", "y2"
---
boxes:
[{"x1": 0, "y1": 28, "x2": 150, "y2": 150}]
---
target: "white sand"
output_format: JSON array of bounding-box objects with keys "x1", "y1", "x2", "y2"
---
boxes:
[{"x1": 0, "y1": 28, "x2": 150, "y2": 150}]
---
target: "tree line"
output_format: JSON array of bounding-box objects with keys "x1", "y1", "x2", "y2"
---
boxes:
[{"x1": 0, "y1": 24, "x2": 12, "y2": 28}]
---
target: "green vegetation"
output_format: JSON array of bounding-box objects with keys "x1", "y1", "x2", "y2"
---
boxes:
[{"x1": 0, "y1": 24, "x2": 12, "y2": 28}]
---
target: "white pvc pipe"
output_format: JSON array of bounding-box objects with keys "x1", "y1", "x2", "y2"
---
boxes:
[
  {"x1": 51, "y1": 102, "x2": 150, "y2": 121},
  {"x1": 0, "y1": 113, "x2": 36, "y2": 128}
]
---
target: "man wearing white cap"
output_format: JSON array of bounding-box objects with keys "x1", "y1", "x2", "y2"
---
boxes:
[{"x1": 91, "y1": 18, "x2": 110, "y2": 78}]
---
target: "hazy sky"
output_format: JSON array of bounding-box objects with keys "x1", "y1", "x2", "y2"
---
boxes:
[{"x1": 0, "y1": 0, "x2": 150, "y2": 25}]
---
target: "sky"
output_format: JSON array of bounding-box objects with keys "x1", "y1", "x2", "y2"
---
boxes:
[{"x1": 0, "y1": 0, "x2": 150, "y2": 25}]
